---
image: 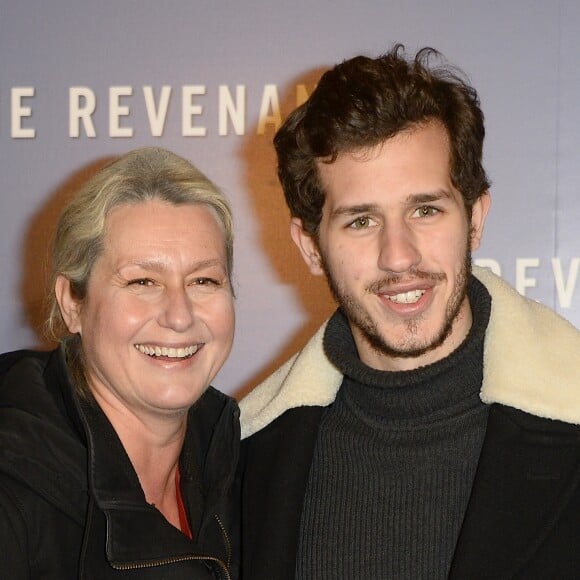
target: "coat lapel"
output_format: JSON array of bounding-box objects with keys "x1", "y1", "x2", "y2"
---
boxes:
[
  {"x1": 449, "y1": 404, "x2": 580, "y2": 579},
  {"x1": 241, "y1": 406, "x2": 324, "y2": 580}
]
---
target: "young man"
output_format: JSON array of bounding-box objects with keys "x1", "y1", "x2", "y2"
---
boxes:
[{"x1": 240, "y1": 46, "x2": 580, "y2": 579}]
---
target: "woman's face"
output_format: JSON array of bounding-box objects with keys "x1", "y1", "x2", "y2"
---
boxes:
[{"x1": 58, "y1": 200, "x2": 234, "y2": 420}]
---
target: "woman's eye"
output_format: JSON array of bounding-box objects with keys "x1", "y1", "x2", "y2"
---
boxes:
[
  {"x1": 193, "y1": 277, "x2": 220, "y2": 287},
  {"x1": 128, "y1": 278, "x2": 155, "y2": 287}
]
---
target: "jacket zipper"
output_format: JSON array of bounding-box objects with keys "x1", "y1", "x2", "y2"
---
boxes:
[
  {"x1": 112, "y1": 554, "x2": 230, "y2": 579},
  {"x1": 110, "y1": 514, "x2": 232, "y2": 579},
  {"x1": 214, "y1": 513, "x2": 232, "y2": 569}
]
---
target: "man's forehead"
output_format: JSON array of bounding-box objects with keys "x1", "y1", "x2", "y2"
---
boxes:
[{"x1": 316, "y1": 120, "x2": 450, "y2": 163}]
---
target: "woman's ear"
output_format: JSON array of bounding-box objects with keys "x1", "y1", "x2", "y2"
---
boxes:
[{"x1": 54, "y1": 275, "x2": 82, "y2": 334}]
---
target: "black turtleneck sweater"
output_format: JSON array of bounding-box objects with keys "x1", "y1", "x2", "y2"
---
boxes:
[{"x1": 296, "y1": 278, "x2": 492, "y2": 579}]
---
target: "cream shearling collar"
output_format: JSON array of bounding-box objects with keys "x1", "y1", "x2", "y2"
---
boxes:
[{"x1": 240, "y1": 267, "x2": 580, "y2": 439}]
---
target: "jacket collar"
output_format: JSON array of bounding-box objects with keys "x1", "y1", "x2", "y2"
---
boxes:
[
  {"x1": 240, "y1": 266, "x2": 580, "y2": 438},
  {"x1": 79, "y1": 388, "x2": 240, "y2": 570},
  {"x1": 0, "y1": 349, "x2": 88, "y2": 523}
]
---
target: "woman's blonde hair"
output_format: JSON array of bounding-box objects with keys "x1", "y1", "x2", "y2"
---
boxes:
[{"x1": 46, "y1": 147, "x2": 233, "y2": 345}]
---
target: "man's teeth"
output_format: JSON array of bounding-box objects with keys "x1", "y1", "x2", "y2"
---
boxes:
[
  {"x1": 387, "y1": 289, "x2": 425, "y2": 304},
  {"x1": 134, "y1": 344, "x2": 199, "y2": 358}
]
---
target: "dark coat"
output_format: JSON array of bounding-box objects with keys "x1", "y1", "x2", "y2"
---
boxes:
[
  {"x1": 0, "y1": 348, "x2": 240, "y2": 579},
  {"x1": 239, "y1": 268, "x2": 580, "y2": 579},
  {"x1": 241, "y1": 403, "x2": 580, "y2": 579}
]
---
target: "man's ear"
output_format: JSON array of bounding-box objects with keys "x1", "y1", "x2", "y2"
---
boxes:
[
  {"x1": 290, "y1": 218, "x2": 325, "y2": 276},
  {"x1": 470, "y1": 191, "x2": 491, "y2": 252},
  {"x1": 54, "y1": 275, "x2": 83, "y2": 334}
]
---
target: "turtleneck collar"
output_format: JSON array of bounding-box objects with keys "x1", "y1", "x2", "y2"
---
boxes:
[{"x1": 323, "y1": 276, "x2": 492, "y2": 423}]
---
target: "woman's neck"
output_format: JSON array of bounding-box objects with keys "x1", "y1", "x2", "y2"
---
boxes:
[{"x1": 89, "y1": 388, "x2": 188, "y2": 529}]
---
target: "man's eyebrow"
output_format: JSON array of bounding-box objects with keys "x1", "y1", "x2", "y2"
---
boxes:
[
  {"x1": 405, "y1": 190, "x2": 453, "y2": 204},
  {"x1": 329, "y1": 203, "x2": 381, "y2": 219}
]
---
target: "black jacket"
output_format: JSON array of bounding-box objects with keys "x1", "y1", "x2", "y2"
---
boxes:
[
  {"x1": 0, "y1": 348, "x2": 240, "y2": 579},
  {"x1": 241, "y1": 403, "x2": 580, "y2": 579}
]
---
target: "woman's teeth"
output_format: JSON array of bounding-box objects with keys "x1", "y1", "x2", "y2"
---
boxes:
[{"x1": 134, "y1": 344, "x2": 199, "y2": 358}]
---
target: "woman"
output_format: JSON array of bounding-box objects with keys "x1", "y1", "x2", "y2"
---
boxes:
[{"x1": 0, "y1": 148, "x2": 239, "y2": 578}]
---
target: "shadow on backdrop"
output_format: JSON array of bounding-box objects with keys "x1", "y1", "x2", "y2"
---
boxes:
[
  {"x1": 20, "y1": 157, "x2": 117, "y2": 349},
  {"x1": 235, "y1": 66, "x2": 335, "y2": 400}
]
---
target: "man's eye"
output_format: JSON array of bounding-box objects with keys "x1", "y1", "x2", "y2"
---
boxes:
[
  {"x1": 414, "y1": 206, "x2": 439, "y2": 218},
  {"x1": 348, "y1": 216, "x2": 374, "y2": 230}
]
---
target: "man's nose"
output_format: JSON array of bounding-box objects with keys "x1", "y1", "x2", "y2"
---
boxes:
[{"x1": 377, "y1": 222, "x2": 421, "y2": 274}]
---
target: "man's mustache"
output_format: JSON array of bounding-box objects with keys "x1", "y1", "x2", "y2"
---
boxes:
[{"x1": 366, "y1": 270, "x2": 447, "y2": 294}]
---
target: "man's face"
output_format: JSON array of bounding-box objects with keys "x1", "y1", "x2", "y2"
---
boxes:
[{"x1": 292, "y1": 122, "x2": 489, "y2": 371}]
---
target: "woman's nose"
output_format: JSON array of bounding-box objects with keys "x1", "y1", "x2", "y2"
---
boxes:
[{"x1": 158, "y1": 287, "x2": 195, "y2": 332}]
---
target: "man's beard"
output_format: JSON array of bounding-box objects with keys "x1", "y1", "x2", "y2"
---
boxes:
[{"x1": 320, "y1": 247, "x2": 472, "y2": 361}]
